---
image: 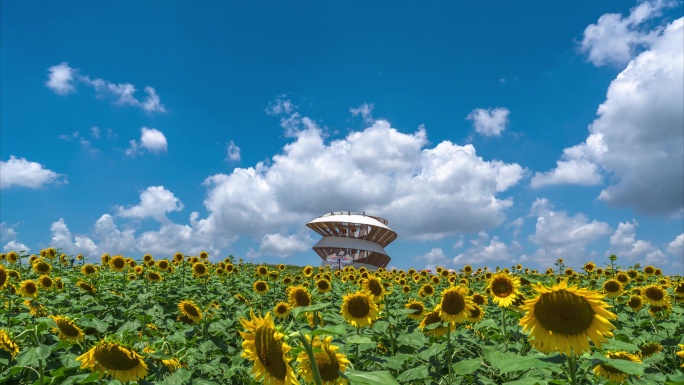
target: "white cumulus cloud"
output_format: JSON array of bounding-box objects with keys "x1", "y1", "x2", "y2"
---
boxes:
[
  {"x1": 466, "y1": 107, "x2": 510, "y2": 137},
  {"x1": 0, "y1": 156, "x2": 64, "y2": 189},
  {"x1": 581, "y1": 0, "x2": 675, "y2": 67},
  {"x1": 116, "y1": 186, "x2": 184, "y2": 223},
  {"x1": 126, "y1": 127, "x2": 168, "y2": 156},
  {"x1": 535, "y1": 18, "x2": 684, "y2": 216},
  {"x1": 46, "y1": 62, "x2": 76, "y2": 94},
  {"x1": 609, "y1": 220, "x2": 664, "y2": 264},
  {"x1": 350, "y1": 103, "x2": 375, "y2": 123},
  {"x1": 666, "y1": 233, "x2": 684, "y2": 256},
  {"x1": 253, "y1": 233, "x2": 312, "y2": 258}
]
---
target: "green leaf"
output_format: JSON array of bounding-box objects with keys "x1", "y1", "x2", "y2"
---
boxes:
[
  {"x1": 504, "y1": 379, "x2": 547, "y2": 385},
  {"x1": 665, "y1": 372, "x2": 684, "y2": 385},
  {"x1": 599, "y1": 359, "x2": 647, "y2": 376},
  {"x1": 373, "y1": 320, "x2": 389, "y2": 333},
  {"x1": 15, "y1": 344, "x2": 51, "y2": 366},
  {"x1": 602, "y1": 339, "x2": 640, "y2": 352},
  {"x1": 417, "y1": 343, "x2": 445, "y2": 361},
  {"x1": 344, "y1": 369, "x2": 400, "y2": 385},
  {"x1": 198, "y1": 340, "x2": 219, "y2": 353},
  {"x1": 452, "y1": 358, "x2": 481, "y2": 375},
  {"x1": 396, "y1": 365, "x2": 430, "y2": 382},
  {"x1": 312, "y1": 324, "x2": 348, "y2": 336},
  {"x1": 497, "y1": 356, "x2": 555, "y2": 373},
  {"x1": 157, "y1": 369, "x2": 193, "y2": 385},
  {"x1": 381, "y1": 354, "x2": 413, "y2": 370},
  {"x1": 474, "y1": 319, "x2": 498, "y2": 331},
  {"x1": 347, "y1": 335, "x2": 373, "y2": 345},
  {"x1": 291, "y1": 302, "x2": 331, "y2": 317}
]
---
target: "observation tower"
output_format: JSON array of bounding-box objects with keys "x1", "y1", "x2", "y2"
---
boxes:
[{"x1": 306, "y1": 211, "x2": 397, "y2": 268}]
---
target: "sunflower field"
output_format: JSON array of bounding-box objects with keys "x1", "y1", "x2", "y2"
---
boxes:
[{"x1": 1, "y1": 249, "x2": 683, "y2": 385}]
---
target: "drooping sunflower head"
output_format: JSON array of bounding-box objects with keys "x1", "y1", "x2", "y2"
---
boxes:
[
  {"x1": 419, "y1": 307, "x2": 454, "y2": 338},
  {"x1": 439, "y1": 286, "x2": 474, "y2": 323},
  {"x1": 519, "y1": 280, "x2": 617, "y2": 356},
  {"x1": 19, "y1": 280, "x2": 38, "y2": 298},
  {"x1": 316, "y1": 279, "x2": 332, "y2": 294},
  {"x1": 239, "y1": 311, "x2": 299, "y2": 385},
  {"x1": 0, "y1": 329, "x2": 20, "y2": 359},
  {"x1": 253, "y1": 280, "x2": 269, "y2": 295},
  {"x1": 648, "y1": 303, "x2": 671, "y2": 318},
  {"x1": 466, "y1": 303, "x2": 485, "y2": 323},
  {"x1": 101, "y1": 253, "x2": 111, "y2": 266},
  {"x1": 32, "y1": 260, "x2": 52, "y2": 275},
  {"x1": 340, "y1": 291, "x2": 379, "y2": 328},
  {"x1": 639, "y1": 342, "x2": 663, "y2": 358},
  {"x1": 287, "y1": 286, "x2": 312, "y2": 308},
  {"x1": 77, "y1": 340, "x2": 148, "y2": 382},
  {"x1": 274, "y1": 302, "x2": 291, "y2": 318},
  {"x1": 51, "y1": 315, "x2": 85, "y2": 343},
  {"x1": 178, "y1": 300, "x2": 203, "y2": 323},
  {"x1": 0, "y1": 266, "x2": 7, "y2": 290},
  {"x1": 592, "y1": 351, "x2": 641, "y2": 383},
  {"x1": 405, "y1": 300, "x2": 426, "y2": 320},
  {"x1": 109, "y1": 256, "x2": 126, "y2": 272},
  {"x1": 147, "y1": 271, "x2": 163, "y2": 282},
  {"x1": 602, "y1": 279, "x2": 623, "y2": 298},
  {"x1": 488, "y1": 272, "x2": 521, "y2": 308},
  {"x1": 296, "y1": 335, "x2": 350, "y2": 385},
  {"x1": 77, "y1": 281, "x2": 96, "y2": 294},
  {"x1": 641, "y1": 285, "x2": 669, "y2": 306},
  {"x1": 626, "y1": 295, "x2": 644, "y2": 312},
  {"x1": 235, "y1": 294, "x2": 251, "y2": 306}
]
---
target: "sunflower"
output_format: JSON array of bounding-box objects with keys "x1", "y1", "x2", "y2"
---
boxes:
[
  {"x1": 32, "y1": 260, "x2": 52, "y2": 275},
  {"x1": 101, "y1": 254, "x2": 111, "y2": 266},
  {"x1": 471, "y1": 293, "x2": 488, "y2": 306},
  {"x1": 626, "y1": 295, "x2": 644, "y2": 311},
  {"x1": 178, "y1": 300, "x2": 203, "y2": 323},
  {"x1": 173, "y1": 252, "x2": 184, "y2": 264},
  {"x1": 147, "y1": 271, "x2": 163, "y2": 282},
  {"x1": 462, "y1": 265, "x2": 473, "y2": 275},
  {"x1": 7, "y1": 251, "x2": 18, "y2": 263},
  {"x1": 488, "y1": 272, "x2": 521, "y2": 308},
  {"x1": 316, "y1": 279, "x2": 332, "y2": 294},
  {"x1": 466, "y1": 304, "x2": 485, "y2": 323},
  {"x1": 639, "y1": 342, "x2": 663, "y2": 358},
  {"x1": 51, "y1": 315, "x2": 85, "y2": 343},
  {"x1": 0, "y1": 329, "x2": 20, "y2": 359},
  {"x1": 677, "y1": 344, "x2": 684, "y2": 368},
  {"x1": 593, "y1": 351, "x2": 641, "y2": 383},
  {"x1": 340, "y1": 291, "x2": 379, "y2": 328},
  {"x1": 256, "y1": 265, "x2": 269, "y2": 277},
  {"x1": 77, "y1": 340, "x2": 148, "y2": 382},
  {"x1": 239, "y1": 311, "x2": 300, "y2": 385},
  {"x1": 38, "y1": 275, "x2": 54, "y2": 290},
  {"x1": 288, "y1": 286, "x2": 312, "y2": 308},
  {"x1": 602, "y1": 279, "x2": 623, "y2": 298},
  {"x1": 23, "y1": 299, "x2": 47, "y2": 317},
  {"x1": 303, "y1": 266, "x2": 314, "y2": 277},
  {"x1": 19, "y1": 280, "x2": 38, "y2": 298},
  {"x1": 254, "y1": 280, "x2": 269, "y2": 295},
  {"x1": 643, "y1": 265, "x2": 655, "y2": 276},
  {"x1": 0, "y1": 266, "x2": 8, "y2": 290},
  {"x1": 641, "y1": 285, "x2": 669, "y2": 306},
  {"x1": 402, "y1": 285, "x2": 411, "y2": 294},
  {"x1": 419, "y1": 284, "x2": 435, "y2": 298},
  {"x1": 648, "y1": 303, "x2": 671, "y2": 318},
  {"x1": 235, "y1": 294, "x2": 251, "y2": 306},
  {"x1": 419, "y1": 307, "x2": 454, "y2": 338},
  {"x1": 307, "y1": 312, "x2": 325, "y2": 327},
  {"x1": 82, "y1": 264, "x2": 97, "y2": 276},
  {"x1": 274, "y1": 302, "x2": 291, "y2": 318},
  {"x1": 405, "y1": 300, "x2": 426, "y2": 320},
  {"x1": 439, "y1": 286, "x2": 474, "y2": 323},
  {"x1": 296, "y1": 335, "x2": 350, "y2": 385},
  {"x1": 199, "y1": 251, "x2": 209, "y2": 260},
  {"x1": 156, "y1": 260, "x2": 170, "y2": 271},
  {"x1": 519, "y1": 280, "x2": 617, "y2": 356},
  {"x1": 109, "y1": 256, "x2": 126, "y2": 272},
  {"x1": 142, "y1": 254, "x2": 153, "y2": 263},
  {"x1": 192, "y1": 262, "x2": 209, "y2": 278},
  {"x1": 77, "y1": 281, "x2": 96, "y2": 294},
  {"x1": 362, "y1": 276, "x2": 384, "y2": 298}
]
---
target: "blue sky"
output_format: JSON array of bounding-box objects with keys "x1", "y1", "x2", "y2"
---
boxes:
[{"x1": 1, "y1": 1, "x2": 683, "y2": 274}]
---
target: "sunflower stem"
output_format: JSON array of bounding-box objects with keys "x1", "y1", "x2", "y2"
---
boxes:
[
  {"x1": 567, "y1": 352, "x2": 578, "y2": 385},
  {"x1": 500, "y1": 308, "x2": 508, "y2": 351},
  {"x1": 295, "y1": 333, "x2": 323, "y2": 385},
  {"x1": 355, "y1": 327, "x2": 361, "y2": 368},
  {"x1": 446, "y1": 322, "x2": 453, "y2": 384}
]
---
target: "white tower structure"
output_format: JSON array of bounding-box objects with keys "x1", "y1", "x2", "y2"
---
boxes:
[{"x1": 306, "y1": 211, "x2": 397, "y2": 268}]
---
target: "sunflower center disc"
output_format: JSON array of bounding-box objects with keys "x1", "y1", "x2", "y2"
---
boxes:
[
  {"x1": 367, "y1": 280, "x2": 383, "y2": 296},
  {"x1": 254, "y1": 325, "x2": 287, "y2": 380},
  {"x1": 183, "y1": 303, "x2": 200, "y2": 317},
  {"x1": 408, "y1": 303, "x2": 423, "y2": 316},
  {"x1": 347, "y1": 296, "x2": 370, "y2": 318},
  {"x1": 58, "y1": 321, "x2": 80, "y2": 337},
  {"x1": 493, "y1": 279, "x2": 512, "y2": 298},
  {"x1": 628, "y1": 297, "x2": 641, "y2": 308},
  {"x1": 534, "y1": 290, "x2": 595, "y2": 335},
  {"x1": 424, "y1": 311, "x2": 441, "y2": 326},
  {"x1": 469, "y1": 307, "x2": 481, "y2": 318},
  {"x1": 256, "y1": 282, "x2": 267, "y2": 291},
  {"x1": 294, "y1": 290, "x2": 311, "y2": 306},
  {"x1": 315, "y1": 351, "x2": 340, "y2": 381},
  {"x1": 94, "y1": 344, "x2": 143, "y2": 371},
  {"x1": 442, "y1": 291, "x2": 465, "y2": 315},
  {"x1": 605, "y1": 281, "x2": 620, "y2": 292},
  {"x1": 645, "y1": 287, "x2": 664, "y2": 301},
  {"x1": 318, "y1": 281, "x2": 330, "y2": 290},
  {"x1": 276, "y1": 305, "x2": 288, "y2": 314}
]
